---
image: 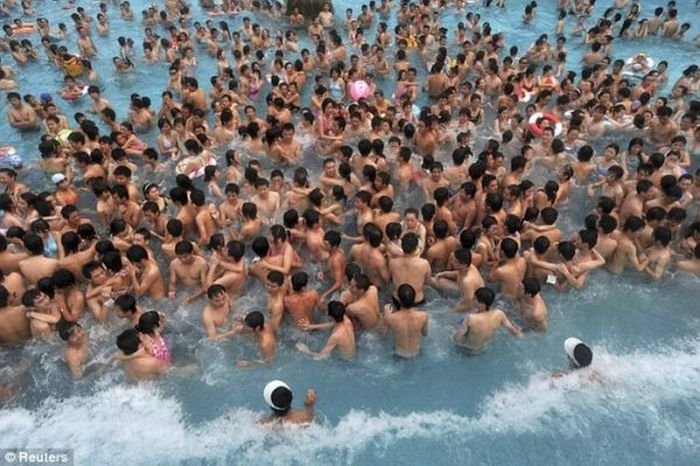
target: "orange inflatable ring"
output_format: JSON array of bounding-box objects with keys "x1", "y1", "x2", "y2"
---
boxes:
[{"x1": 528, "y1": 112, "x2": 562, "y2": 137}]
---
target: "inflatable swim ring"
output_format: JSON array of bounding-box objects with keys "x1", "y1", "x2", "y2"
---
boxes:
[
  {"x1": 622, "y1": 54, "x2": 654, "y2": 80},
  {"x1": 61, "y1": 84, "x2": 88, "y2": 101},
  {"x1": 177, "y1": 156, "x2": 217, "y2": 179},
  {"x1": 528, "y1": 112, "x2": 562, "y2": 137}
]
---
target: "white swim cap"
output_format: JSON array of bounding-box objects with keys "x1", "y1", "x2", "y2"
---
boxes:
[
  {"x1": 51, "y1": 173, "x2": 66, "y2": 184},
  {"x1": 263, "y1": 380, "x2": 292, "y2": 411},
  {"x1": 564, "y1": 337, "x2": 593, "y2": 368}
]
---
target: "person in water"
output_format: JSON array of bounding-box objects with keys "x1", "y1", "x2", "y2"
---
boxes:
[
  {"x1": 0, "y1": 0, "x2": 695, "y2": 427},
  {"x1": 259, "y1": 380, "x2": 316, "y2": 425},
  {"x1": 553, "y1": 337, "x2": 603, "y2": 383}
]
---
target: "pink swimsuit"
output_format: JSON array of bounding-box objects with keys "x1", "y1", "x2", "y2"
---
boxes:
[{"x1": 145, "y1": 334, "x2": 171, "y2": 362}]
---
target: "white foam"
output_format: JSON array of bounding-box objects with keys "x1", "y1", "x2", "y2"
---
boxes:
[{"x1": 1, "y1": 339, "x2": 698, "y2": 464}]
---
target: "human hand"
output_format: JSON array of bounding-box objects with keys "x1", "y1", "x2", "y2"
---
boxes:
[
  {"x1": 298, "y1": 318, "x2": 311, "y2": 332},
  {"x1": 305, "y1": 389, "x2": 316, "y2": 406}
]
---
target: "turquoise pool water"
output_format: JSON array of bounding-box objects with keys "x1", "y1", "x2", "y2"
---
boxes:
[{"x1": 0, "y1": 0, "x2": 699, "y2": 465}]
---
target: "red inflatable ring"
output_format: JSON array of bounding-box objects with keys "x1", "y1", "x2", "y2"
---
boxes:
[{"x1": 528, "y1": 112, "x2": 562, "y2": 137}]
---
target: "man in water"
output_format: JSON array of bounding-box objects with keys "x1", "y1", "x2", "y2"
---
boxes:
[
  {"x1": 517, "y1": 277, "x2": 548, "y2": 332},
  {"x1": 115, "y1": 329, "x2": 170, "y2": 381},
  {"x1": 388, "y1": 233, "x2": 432, "y2": 305},
  {"x1": 57, "y1": 321, "x2": 89, "y2": 379},
  {"x1": 168, "y1": 240, "x2": 208, "y2": 302},
  {"x1": 235, "y1": 311, "x2": 277, "y2": 367},
  {"x1": 381, "y1": 284, "x2": 429, "y2": 358},
  {"x1": 297, "y1": 301, "x2": 356, "y2": 359},
  {"x1": 553, "y1": 337, "x2": 602, "y2": 383},
  {"x1": 453, "y1": 287, "x2": 522, "y2": 351},
  {"x1": 283, "y1": 272, "x2": 324, "y2": 328},
  {"x1": 259, "y1": 380, "x2": 316, "y2": 425},
  {"x1": 201, "y1": 284, "x2": 236, "y2": 340}
]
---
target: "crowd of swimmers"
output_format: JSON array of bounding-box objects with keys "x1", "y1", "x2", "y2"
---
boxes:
[{"x1": 0, "y1": 0, "x2": 698, "y2": 423}]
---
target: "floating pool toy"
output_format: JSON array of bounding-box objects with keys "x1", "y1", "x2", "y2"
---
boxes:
[
  {"x1": 528, "y1": 112, "x2": 562, "y2": 137},
  {"x1": 60, "y1": 84, "x2": 88, "y2": 101},
  {"x1": 350, "y1": 80, "x2": 371, "y2": 101},
  {"x1": 177, "y1": 156, "x2": 217, "y2": 179},
  {"x1": 622, "y1": 54, "x2": 654, "y2": 80}
]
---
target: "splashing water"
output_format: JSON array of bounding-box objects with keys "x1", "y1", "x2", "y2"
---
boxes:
[{"x1": 1, "y1": 337, "x2": 698, "y2": 465}]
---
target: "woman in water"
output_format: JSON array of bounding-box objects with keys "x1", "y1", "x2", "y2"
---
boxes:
[{"x1": 135, "y1": 311, "x2": 170, "y2": 363}]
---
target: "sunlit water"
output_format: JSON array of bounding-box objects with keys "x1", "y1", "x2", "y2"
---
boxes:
[{"x1": 0, "y1": 0, "x2": 699, "y2": 464}]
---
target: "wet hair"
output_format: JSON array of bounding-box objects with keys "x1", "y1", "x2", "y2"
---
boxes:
[
  {"x1": 454, "y1": 248, "x2": 472, "y2": 266},
  {"x1": 291, "y1": 271, "x2": 308, "y2": 292},
  {"x1": 500, "y1": 238, "x2": 519, "y2": 259},
  {"x1": 324, "y1": 230, "x2": 341, "y2": 248},
  {"x1": 52, "y1": 268, "x2": 76, "y2": 289},
  {"x1": 115, "y1": 293, "x2": 137, "y2": 313},
  {"x1": 653, "y1": 226, "x2": 672, "y2": 247},
  {"x1": 175, "y1": 240, "x2": 194, "y2": 256},
  {"x1": 57, "y1": 321, "x2": 80, "y2": 342},
  {"x1": 362, "y1": 223, "x2": 383, "y2": 248},
  {"x1": 117, "y1": 329, "x2": 141, "y2": 355},
  {"x1": 135, "y1": 311, "x2": 162, "y2": 335},
  {"x1": 344, "y1": 262, "x2": 361, "y2": 282},
  {"x1": 401, "y1": 233, "x2": 420, "y2": 254},
  {"x1": 207, "y1": 284, "x2": 226, "y2": 299},
  {"x1": 23, "y1": 233, "x2": 44, "y2": 256},
  {"x1": 245, "y1": 311, "x2": 265, "y2": 330},
  {"x1": 266, "y1": 271, "x2": 284, "y2": 287},
  {"x1": 475, "y1": 287, "x2": 495, "y2": 310},
  {"x1": 397, "y1": 283, "x2": 416, "y2": 309},
  {"x1": 323, "y1": 300, "x2": 345, "y2": 323},
  {"x1": 533, "y1": 236, "x2": 550, "y2": 254},
  {"x1": 557, "y1": 241, "x2": 576, "y2": 261},
  {"x1": 252, "y1": 237, "x2": 270, "y2": 257},
  {"x1": 578, "y1": 229, "x2": 598, "y2": 249},
  {"x1": 522, "y1": 277, "x2": 540, "y2": 297}
]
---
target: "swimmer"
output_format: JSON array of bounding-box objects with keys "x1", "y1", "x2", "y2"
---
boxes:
[
  {"x1": 453, "y1": 287, "x2": 522, "y2": 351},
  {"x1": 201, "y1": 284, "x2": 236, "y2": 340},
  {"x1": 115, "y1": 328, "x2": 170, "y2": 381},
  {"x1": 517, "y1": 277, "x2": 548, "y2": 332},
  {"x1": 676, "y1": 244, "x2": 700, "y2": 275},
  {"x1": 283, "y1": 271, "x2": 324, "y2": 328},
  {"x1": 259, "y1": 380, "x2": 316, "y2": 425},
  {"x1": 553, "y1": 338, "x2": 603, "y2": 383},
  {"x1": 388, "y1": 233, "x2": 431, "y2": 305},
  {"x1": 381, "y1": 284, "x2": 429, "y2": 358},
  {"x1": 168, "y1": 240, "x2": 208, "y2": 302},
  {"x1": 57, "y1": 321, "x2": 89, "y2": 379},
  {"x1": 297, "y1": 301, "x2": 356, "y2": 359}
]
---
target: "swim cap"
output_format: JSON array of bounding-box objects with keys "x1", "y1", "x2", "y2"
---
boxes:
[
  {"x1": 264, "y1": 380, "x2": 292, "y2": 412},
  {"x1": 51, "y1": 173, "x2": 66, "y2": 184},
  {"x1": 40, "y1": 92, "x2": 52, "y2": 102},
  {"x1": 564, "y1": 338, "x2": 593, "y2": 368}
]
